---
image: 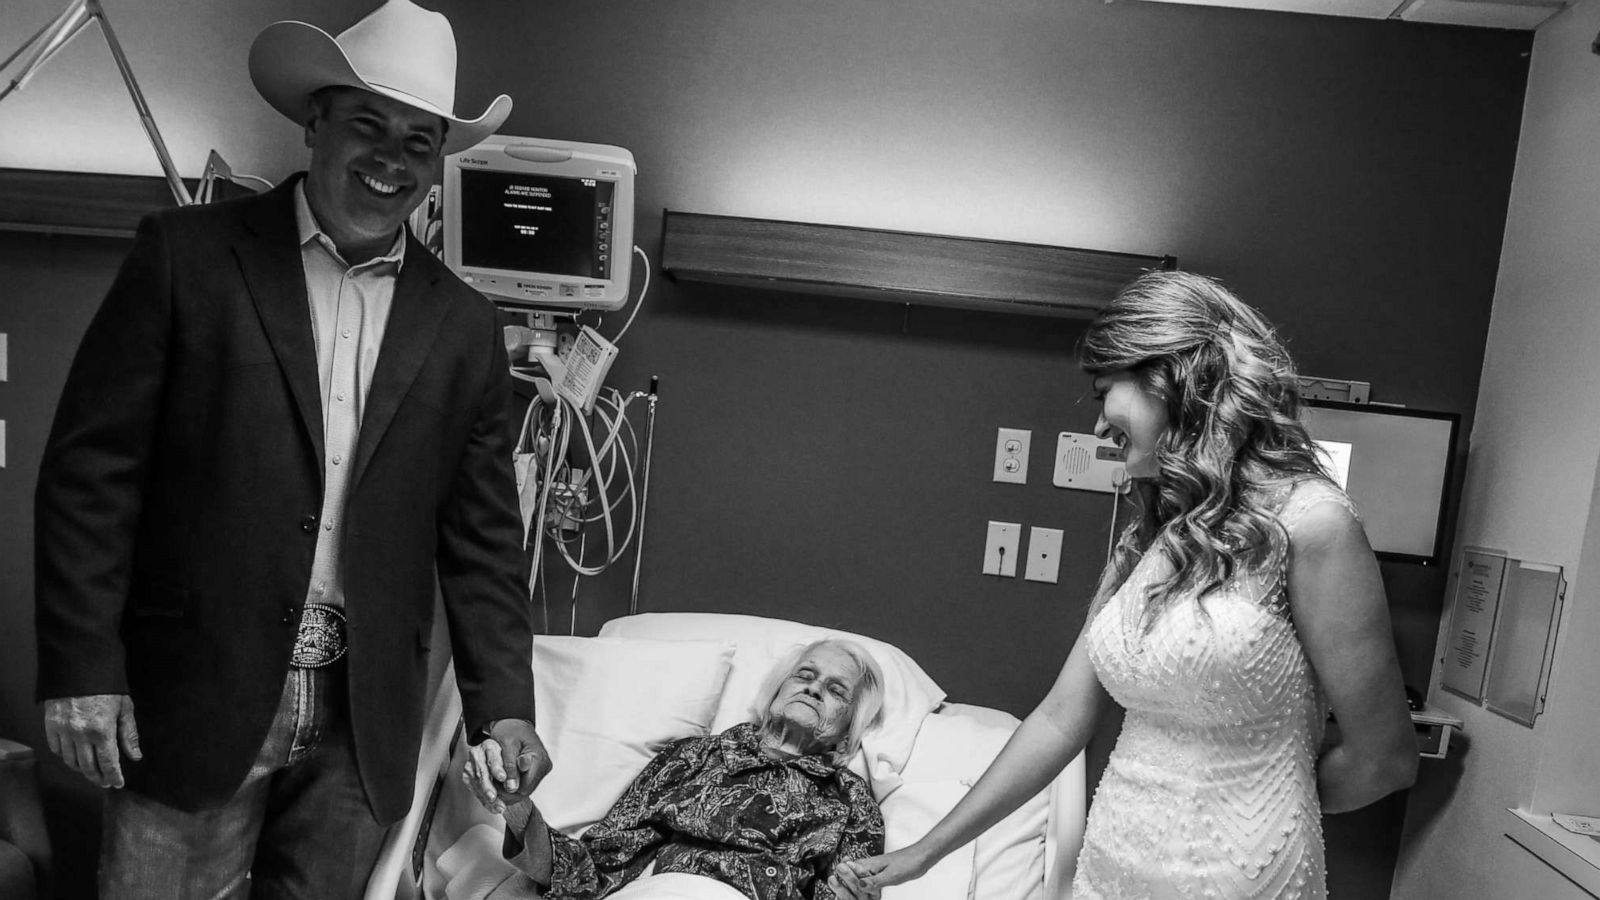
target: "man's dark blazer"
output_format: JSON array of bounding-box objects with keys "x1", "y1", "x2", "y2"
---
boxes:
[{"x1": 34, "y1": 176, "x2": 534, "y2": 824}]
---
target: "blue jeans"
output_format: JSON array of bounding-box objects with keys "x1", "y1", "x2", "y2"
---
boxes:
[{"x1": 99, "y1": 665, "x2": 387, "y2": 899}]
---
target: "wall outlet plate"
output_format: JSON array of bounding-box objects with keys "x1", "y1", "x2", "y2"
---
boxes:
[
  {"x1": 1053, "y1": 432, "x2": 1128, "y2": 493},
  {"x1": 992, "y1": 427, "x2": 1031, "y2": 484},
  {"x1": 983, "y1": 521, "x2": 1021, "y2": 576},
  {"x1": 1025, "y1": 526, "x2": 1064, "y2": 583}
]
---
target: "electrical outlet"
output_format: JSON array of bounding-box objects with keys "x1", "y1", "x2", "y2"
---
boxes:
[
  {"x1": 983, "y1": 521, "x2": 1021, "y2": 577},
  {"x1": 992, "y1": 427, "x2": 1031, "y2": 484},
  {"x1": 1025, "y1": 526, "x2": 1064, "y2": 583}
]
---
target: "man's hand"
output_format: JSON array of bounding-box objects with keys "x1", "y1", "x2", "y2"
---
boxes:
[
  {"x1": 42, "y1": 694, "x2": 142, "y2": 789},
  {"x1": 462, "y1": 719, "x2": 550, "y2": 814}
]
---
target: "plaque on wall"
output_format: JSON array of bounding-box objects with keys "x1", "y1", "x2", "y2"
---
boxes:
[
  {"x1": 1441, "y1": 546, "x2": 1508, "y2": 702},
  {"x1": 1483, "y1": 561, "x2": 1566, "y2": 727}
]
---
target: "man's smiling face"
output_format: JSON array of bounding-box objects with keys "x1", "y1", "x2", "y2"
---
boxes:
[{"x1": 303, "y1": 86, "x2": 444, "y2": 263}]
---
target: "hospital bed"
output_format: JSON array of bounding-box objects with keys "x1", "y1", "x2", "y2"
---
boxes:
[{"x1": 365, "y1": 613, "x2": 1086, "y2": 900}]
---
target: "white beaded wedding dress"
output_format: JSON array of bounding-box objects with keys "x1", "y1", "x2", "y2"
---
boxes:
[{"x1": 1073, "y1": 480, "x2": 1351, "y2": 900}]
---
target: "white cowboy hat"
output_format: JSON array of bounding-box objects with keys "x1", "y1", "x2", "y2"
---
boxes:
[{"x1": 248, "y1": 0, "x2": 511, "y2": 156}]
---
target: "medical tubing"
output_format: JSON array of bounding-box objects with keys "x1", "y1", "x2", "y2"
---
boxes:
[
  {"x1": 583, "y1": 394, "x2": 641, "y2": 525},
  {"x1": 563, "y1": 388, "x2": 643, "y2": 560},
  {"x1": 559, "y1": 393, "x2": 615, "y2": 575},
  {"x1": 550, "y1": 389, "x2": 646, "y2": 578},
  {"x1": 514, "y1": 360, "x2": 650, "y2": 588},
  {"x1": 523, "y1": 392, "x2": 565, "y2": 587}
]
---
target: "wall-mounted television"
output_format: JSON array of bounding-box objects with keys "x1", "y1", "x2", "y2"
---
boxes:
[
  {"x1": 442, "y1": 135, "x2": 636, "y2": 312},
  {"x1": 1302, "y1": 401, "x2": 1461, "y2": 565}
]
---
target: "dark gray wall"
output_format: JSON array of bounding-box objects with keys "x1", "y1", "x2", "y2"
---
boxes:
[{"x1": 0, "y1": 2, "x2": 1528, "y2": 897}]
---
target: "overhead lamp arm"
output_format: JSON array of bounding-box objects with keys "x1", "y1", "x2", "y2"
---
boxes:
[{"x1": 1, "y1": 0, "x2": 192, "y2": 206}]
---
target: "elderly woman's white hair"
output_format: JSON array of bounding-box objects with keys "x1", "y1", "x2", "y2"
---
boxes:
[{"x1": 753, "y1": 638, "x2": 885, "y2": 767}]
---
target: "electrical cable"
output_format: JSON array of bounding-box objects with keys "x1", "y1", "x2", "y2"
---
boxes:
[
  {"x1": 628, "y1": 379, "x2": 658, "y2": 616},
  {"x1": 511, "y1": 377, "x2": 651, "y2": 590},
  {"x1": 1107, "y1": 470, "x2": 1130, "y2": 565},
  {"x1": 502, "y1": 245, "x2": 657, "y2": 613},
  {"x1": 607, "y1": 246, "x2": 650, "y2": 344},
  {"x1": 1106, "y1": 490, "x2": 1120, "y2": 564},
  {"x1": 569, "y1": 532, "x2": 584, "y2": 636},
  {"x1": 537, "y1": 549, "x2": 549, "y2": 635}
]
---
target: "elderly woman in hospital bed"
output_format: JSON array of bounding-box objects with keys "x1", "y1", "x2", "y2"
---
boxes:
[{"x1": 463, "y1": 639, "x2": 888, "y2": 900}]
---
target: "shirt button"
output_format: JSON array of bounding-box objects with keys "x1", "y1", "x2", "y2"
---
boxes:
[
  {"x1": 342, "y1": 329, "x2": 351, "y2": 339},
  {"x1": 336, "y1": 392, "x2": 347, "y2": 402},
  {"x1": 332, "y1": 454, "x2": 342, "y2": 465},
  {"x1": 300, "y1": 515, "x2": 317, "y2": 533},
  {"x1": 323, "y1": 523, "x2": 333, "y2": 532}
]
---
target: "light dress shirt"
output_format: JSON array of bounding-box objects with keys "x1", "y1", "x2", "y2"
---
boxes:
[{"x1": 293, "y1": 182, "x2": 406, "y2": 612}]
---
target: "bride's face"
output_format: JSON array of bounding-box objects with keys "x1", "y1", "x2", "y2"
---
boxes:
[
  {"x1": 1091, "y1": 369, "x2": 1169, "y2": 479},
  {"x1": 767, "y1": 645, "x2": 864, "y2": 754}
]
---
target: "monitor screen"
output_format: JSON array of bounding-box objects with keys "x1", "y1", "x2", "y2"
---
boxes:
[
  {"x1": 441, "y1": 136, "x2": 635, "y2": 311},
  {"x1": 457, "y1": 168, "x2": 617, "y2": 280},
  {"x1": 1302, "y1": 402, "x2": 1460, "y2": 565}
]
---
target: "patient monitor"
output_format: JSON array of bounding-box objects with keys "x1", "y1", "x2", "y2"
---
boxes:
[{"x1": 442, "y1": 135, "x2": 636, "y2": 312}]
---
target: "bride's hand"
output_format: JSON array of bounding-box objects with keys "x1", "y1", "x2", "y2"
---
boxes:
[
  {"x1": 833, "y1": 847, "x2": 933, "y2": 893},
  {"x1": 826, "y1": 860, "x2": 879, "y2": 899}
]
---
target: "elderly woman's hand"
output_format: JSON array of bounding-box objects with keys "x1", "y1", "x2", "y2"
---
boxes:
[{"x1": 462, "y1": 738, "x2": 531, "y2": 815}]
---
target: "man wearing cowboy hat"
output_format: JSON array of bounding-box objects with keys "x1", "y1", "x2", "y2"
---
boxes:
[{"x1": 34, "y1": 2, "x2": 550, "y2": 895}]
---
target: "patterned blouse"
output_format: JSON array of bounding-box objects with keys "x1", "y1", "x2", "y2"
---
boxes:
[{"x1": 523, "y1": 722, "x2": 884, "y2": 900}]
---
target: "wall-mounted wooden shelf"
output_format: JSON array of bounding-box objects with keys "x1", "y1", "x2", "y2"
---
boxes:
[
  {"x1": 0, "y1": 168, "x2": 252, "y2": 239},
  {"x1": 659, "y1": 209, "x2": 1174, "y2": 319}
]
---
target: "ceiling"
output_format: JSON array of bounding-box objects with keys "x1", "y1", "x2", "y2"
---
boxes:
[{"x1": 1132, "y1": 0, "x2": 1571, "y2": 30}]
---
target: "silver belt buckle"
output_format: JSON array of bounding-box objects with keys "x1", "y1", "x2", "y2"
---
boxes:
[{"x1": 291, "y1": 604, "x2": 347, "y2": 668}]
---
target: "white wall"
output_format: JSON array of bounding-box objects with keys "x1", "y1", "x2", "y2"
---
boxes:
[
  {"x1": 0, "y1": 0, "x2": 365, "y2": 181},
  {"x1": 1393, "y1": 0, "x2": 1600, "y2": 896}
]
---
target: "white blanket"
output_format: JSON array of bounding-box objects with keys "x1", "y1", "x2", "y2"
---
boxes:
[{"x1": 435, "y1": 825, "x2": 748, "y2": 900}]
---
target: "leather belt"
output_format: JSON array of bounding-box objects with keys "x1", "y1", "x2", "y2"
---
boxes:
[{"x1": 291, "y1": 604, "x2": 348, "y2": 668}]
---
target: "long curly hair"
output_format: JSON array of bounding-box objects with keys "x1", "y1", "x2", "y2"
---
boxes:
[{"x1": 1078, "y1": 270, "x2": 1327, "y2": 628}]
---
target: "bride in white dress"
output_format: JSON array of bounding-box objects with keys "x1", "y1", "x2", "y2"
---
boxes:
[{"x1": 834, "y1": 271, "x2": 1418, "y2": 900}]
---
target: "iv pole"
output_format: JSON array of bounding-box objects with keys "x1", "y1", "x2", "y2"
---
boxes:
[{"x1": 1, "y1": 0, "x2": 193, "y2": 206}]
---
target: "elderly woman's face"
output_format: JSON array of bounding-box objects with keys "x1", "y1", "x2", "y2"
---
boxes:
[{"x1": 768, "y1": 645, "x2": 864, "y2": 752}]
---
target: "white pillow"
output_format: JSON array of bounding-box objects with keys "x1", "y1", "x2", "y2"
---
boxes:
[
  {"x1": 901, "y1": 705, "x2": 1049, "y2": 900},
  {"x1": 597, "y1": 613, "x2": 946, "y2": 799},
  {"x1": 878, "y1": 781, "x2": 977, "y2": 900},
  {"x1": 529, "y1": 635, "x2": 736, "y2": 834}
]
